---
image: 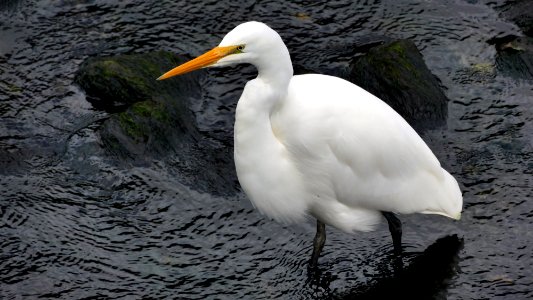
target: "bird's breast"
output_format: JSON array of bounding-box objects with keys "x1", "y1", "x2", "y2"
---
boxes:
[{"x1": 234, "y1": 83, "x2": 308, "y2": 223}]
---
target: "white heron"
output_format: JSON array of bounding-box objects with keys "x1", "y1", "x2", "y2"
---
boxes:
[{"x1": 158, "y1": 21, "x2": 462, "y2": 267}]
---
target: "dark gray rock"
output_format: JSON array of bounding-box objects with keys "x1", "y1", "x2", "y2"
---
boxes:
[
  {"x1": 75, "y1": 51, "x2": 203, "y2": 157},
  {"x1": 488, "y1": 35, "x2": 533, "y2": 79},
  {"x1": 348, "y1": 40, "x2": 448, "y2": 131},
  {"x1": 74, "y1": 51, "x2": 200, "y2": 113},
  {"x1": 293, "y1": 34, "x2": 393, "y2": 79},
  {"x1": 75, "y1": 51, "x2": 238, "y2": 195},
  {"x1": 490, "y1": 0, "x2": 533, "y2": 80}
]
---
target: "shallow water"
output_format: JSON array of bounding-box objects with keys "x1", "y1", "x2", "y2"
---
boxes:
[{"x1": 1, "y1": 0, "x2": 532, "y2": 299}]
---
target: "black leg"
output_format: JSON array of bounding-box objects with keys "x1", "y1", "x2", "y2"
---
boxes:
[
  {"x1": 382, "y1": 211, "x2": 402, "y2": 255},
  {"x1": 309, "y1": 220, "x2": 326, "y2": 268}
]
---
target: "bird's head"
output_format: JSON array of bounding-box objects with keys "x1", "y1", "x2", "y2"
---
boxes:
[{"x1": 157, "y1": 21, "x2": 286, "y2": 80}]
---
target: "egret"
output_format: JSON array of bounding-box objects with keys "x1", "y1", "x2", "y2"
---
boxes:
[{"x1": 158, "y1": 21, "x2": 462, "y2": 268}]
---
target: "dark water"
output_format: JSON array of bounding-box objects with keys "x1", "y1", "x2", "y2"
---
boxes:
[{"x1": 1, "y1": 0, "x2": 532, "y2": 299}]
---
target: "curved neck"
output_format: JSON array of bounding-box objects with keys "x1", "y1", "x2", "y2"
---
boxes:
[
  {"x1": 254, "y1": 45, "x2": 293, "y2": 93},
  {"x1": 234, "y1": 53, "x2": 306, "y2": 222}
]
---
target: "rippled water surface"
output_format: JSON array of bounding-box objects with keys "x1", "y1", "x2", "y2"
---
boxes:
[{"x1": 1, "y1": 0, "x2": 532, "y2": 299}]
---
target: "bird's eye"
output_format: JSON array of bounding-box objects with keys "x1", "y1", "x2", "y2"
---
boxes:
[{"x1": 236, "y1": 45, "x2": 245, "y2": 52}]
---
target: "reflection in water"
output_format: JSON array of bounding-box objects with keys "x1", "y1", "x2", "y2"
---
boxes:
[
  {"x1": 338, "y1": 235, "x2": 463, "y2": 300},
  {"x1": 304, "y1": 235, "x2": 463, "y2": 299}
]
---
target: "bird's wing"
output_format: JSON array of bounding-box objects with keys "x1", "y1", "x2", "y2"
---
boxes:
[{"x1": 274, "y1": 74, "x2": 461, "y2": 218}]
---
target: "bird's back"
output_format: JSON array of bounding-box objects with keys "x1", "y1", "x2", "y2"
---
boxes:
[{"x1": 270, "y1": 74, "x2": 462, "y2": 232}]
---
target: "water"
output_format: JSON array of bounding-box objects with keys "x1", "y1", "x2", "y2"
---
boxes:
[{"x1": 1, "y1": 0, "x2": 532, "y2": 299}]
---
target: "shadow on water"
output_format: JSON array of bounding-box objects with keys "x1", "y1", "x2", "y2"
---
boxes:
[{"x1": 307, "y1": 235, "x2": 463, "y2": 300}]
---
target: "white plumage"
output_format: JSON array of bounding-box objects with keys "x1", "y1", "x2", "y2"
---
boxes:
[
  {"x1": 158, "y1": 21, "x2": 463, "y2": 266},
  {"x1": 236, "y1": 73, "x2": 462, "y2": 232}
]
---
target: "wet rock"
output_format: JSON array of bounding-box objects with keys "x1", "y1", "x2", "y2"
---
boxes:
[
  {"x1": 491, "y1": 0, "x2": 533, "y2": 80},
  {"x1": 488, "y1": 35, "x2": 533, "y2": 79},
  {"x1": 75, "y1": 51, "x2": 238, "y2": 195},
  {"x1": 348, "y1": 40, "x2": 448, "y2": 131},
  {"x1": 100, "y1": 99, "x2": 198, "y2": 158},
  {"x1": 75, "y1": 51, "x2": 202, "y2": 156},
  {"x1": 74, "y1": 51, "x2": 200, "y2": 113},
  {"x1": 293, "y1": 34, "x2": 393, "y2": 79}
]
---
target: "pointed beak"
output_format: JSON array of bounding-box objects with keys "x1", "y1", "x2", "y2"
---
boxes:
[{"x1": 157, "y1": 45, "x2": 238, "y2": 80}]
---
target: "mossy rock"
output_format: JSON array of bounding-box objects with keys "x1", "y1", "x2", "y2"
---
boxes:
[
  {"x1": 74, "y1": 51, "x2": 200, "y2": 112},
  {"x1": 75, "y1": 51, "x2": 238, "y2": 194},
  {"x1": 348, "y1": 40, "x2": 448, "y2": 131},
  {"x1": 99, "y1": 97, "x2": 237, "y2": 194},
  {"x1": 293, "y1": 34, "x2": 392, "y2": 79},
  {"x1": 100, "y1": 99, "x2": 188, "y2": 157},
  {"x1": 75, "y1": 51, "x2": 203, "y2": 157}
]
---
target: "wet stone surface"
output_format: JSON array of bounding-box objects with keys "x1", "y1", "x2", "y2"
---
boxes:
[{"x1": 348, "y1": 39, "x2": 449, "y2": 132}]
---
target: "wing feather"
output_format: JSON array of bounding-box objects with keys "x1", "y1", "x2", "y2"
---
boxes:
[{"x1": 274, "y1": 74, "x2": 462, "y2": 219}]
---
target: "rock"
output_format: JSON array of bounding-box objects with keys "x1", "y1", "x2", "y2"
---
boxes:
[
  {"x1": 74, "y1": 51, "x2": 200, "y2": 113},
  {"x1": 497, "y1": 0, "x2": 533, "y2": 37},
  {"x1": 75, "y1": 51, "x2": 203, "y2": 158},
  {"x1": 490, "y1": 0, "x2": 533, "y2": 79},
  {"x1": 348, "y1": 40, "x2": 448, "y2": 131},
  {"x1": 293, "y1": 34, "x2": 393, "y2": 79},
  {"x1": 100, "y1": 100, "x2": 197, "y2": 158},
  {"x1": 488, "y1": 35, "x2": 533, "y2": 79},
  {"x1": 75, "y1": 51, "x2": 238, "y2": 195}
]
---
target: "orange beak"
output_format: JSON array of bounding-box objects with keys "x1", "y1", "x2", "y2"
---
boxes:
[{"x1": 157, "y1": 45, "x2": 238, "y2": 80}]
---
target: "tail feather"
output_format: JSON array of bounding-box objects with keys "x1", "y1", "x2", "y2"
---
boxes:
[{"x1": 422, "y1": 170, "x2": 462, "y2": 220}]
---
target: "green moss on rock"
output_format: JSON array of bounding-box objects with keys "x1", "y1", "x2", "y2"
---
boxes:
[
  {"x1": 118, "y1": 109, "x2": 145, "y2": 141},
  {"x1": 75, "y1": 51, "x2": 204, "y2": 158},
  {"x1": 349, "y1": 39, "x2": 448, "y2": 131},
  {"x1": 75, "y1": 51, "x2": 240, "y2": 195},
  {"x1": 114, "y1": 100, "x2": 173, "y2": 143},
  {"x1": 74, "y1": 51, "x2": 198, "y2": 112}
]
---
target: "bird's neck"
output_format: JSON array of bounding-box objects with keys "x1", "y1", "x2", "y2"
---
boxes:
[
  {"x1": 254, "y1": 47, "x2": 293, "y2": 96},
  {"x1": 233, "y1": 58, "x2": 307, "y2": 223}
]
